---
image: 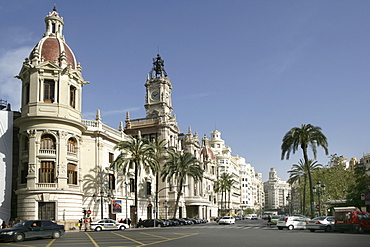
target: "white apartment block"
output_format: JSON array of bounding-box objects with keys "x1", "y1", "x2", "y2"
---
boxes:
[{"x1": 263, "y1": 168, "x2": 290, "y2": 211}]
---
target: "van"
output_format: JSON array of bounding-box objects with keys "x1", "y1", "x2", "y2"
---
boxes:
[{"x1": 334, "y1": 211, "x2": 370, "y2": 233}]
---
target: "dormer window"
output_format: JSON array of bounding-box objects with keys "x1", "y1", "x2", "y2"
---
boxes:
[{"x1": 52, "y1": 23, "x2": 56, "y2": 33}]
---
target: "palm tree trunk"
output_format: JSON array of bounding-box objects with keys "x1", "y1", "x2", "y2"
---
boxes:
[
  {"x1": 173, "y1": 179, "x2": 183, "y2": 219},
  {"x1": 155, "y1": 175, "x2": 159, "y2": 219},
  {"x1": 134, "y1": 162, "x2": 138, "y2": 227},
  {"x1": 302, "y1": 174, "x2": 307, "y2": 215},
  {"x1": 302, "y1": 145, "x2": 314, "y2": 218}
]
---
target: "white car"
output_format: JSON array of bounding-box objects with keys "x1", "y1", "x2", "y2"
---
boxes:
[
  {"x1": 277, "y1": 216, "x2": 309, "y2": 230},
  {"x1": 218, "y1": 216, "x2": 235, "y2": 225},
  {"x1": 90, "y1": 219, "x2": 129, "y2": 231}
]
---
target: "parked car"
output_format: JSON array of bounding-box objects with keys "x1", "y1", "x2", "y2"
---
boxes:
[
  {"x1": 277, "y1": 216, "x2": 309, "y2": 230},
  {"x1": 218, "y1": 216, "x2": 235, "y2": 225},
  {"x1": 137, "y1": 219, "x2": 168, "y2": 228},
  {"x1": 90, "y1": 219, "x2": 129, "y2": 231},
  {"x1": 0, "y1": 220, "x2": 65, "y2": 242},
  {"x1": 163, "y1": 219, "x2": 179, "y2": 226},
  {"x1": 306, "y1": 216, "x2": 335, "y2": 232},
  {"x1": 335, "y1": 211, "x2": 370, "y2": 233},
  {"x1": 170, "y1": 218, "x2": 187, "y2": 226}
]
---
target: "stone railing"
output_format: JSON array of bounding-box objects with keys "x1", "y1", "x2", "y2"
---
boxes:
[
  {"x1": 39, "y1": 149, "x2": 56, "y2": 155},
  {"x1": 36, "y1": 183, "x2": 57, "y2": 189}
]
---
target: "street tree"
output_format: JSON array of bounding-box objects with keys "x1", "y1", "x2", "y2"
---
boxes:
[
  {"x1": 281, "y1": 124, "x2": 328, "y2": 217},
  {"x1": 161, "y1": 151, "x2": 203, "y2": 218},
  {"x1": 288, "y1": 159, "x2": 322, "y2": 215},
  {"x1": 111, "y1": 136, "x2": 153, "y2": 226}
]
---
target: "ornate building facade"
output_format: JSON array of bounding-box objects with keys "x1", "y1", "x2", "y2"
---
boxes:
[{"x1": 7, "y1": 8, "x2": 264, "y2": 227}]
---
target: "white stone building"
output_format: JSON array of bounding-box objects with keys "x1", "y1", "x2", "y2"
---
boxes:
[{"x1": 263, "y1": 168, "x2": 290, "y2": 212}]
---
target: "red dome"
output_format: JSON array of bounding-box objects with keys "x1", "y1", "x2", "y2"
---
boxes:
[
  {"x1": 200, "y1": 147, "x2": 215, "y2": 161},
  {"x1": 29, "y1": 37, "x2": 76, "y2": 69}
]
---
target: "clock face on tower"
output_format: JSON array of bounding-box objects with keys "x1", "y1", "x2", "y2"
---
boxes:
[{"x1": 151, "y1": 91, "x2": 159, "y2": 100}]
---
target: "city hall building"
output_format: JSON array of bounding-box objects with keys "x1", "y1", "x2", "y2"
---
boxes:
[{"x1": 0, "y1": 8, "x2": 263, "y2": 228}]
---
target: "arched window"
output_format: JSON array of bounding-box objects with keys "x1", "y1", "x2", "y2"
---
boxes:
[
  {"x1": 67, "y1": 163, "x2": 77, "y2": 184},
  {"x1": 67, "y1": 138, "x2": 77, "y2": 153},
  {"x1": 40, "y1": 134, "x2": 56, "y2": 150}
]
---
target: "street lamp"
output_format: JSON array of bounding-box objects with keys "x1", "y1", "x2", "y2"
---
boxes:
[
  {"x1": 93, "y1": 190, "x2": 111, "y2": 220},
  {"x1": 286, "y1": 193, "x2": 290, "y2": 215},
  {"x1": 163, "y1": 200, "x2": 168, "y2": 219},
  {"x1": 313, "y1": 181, "x2": 326, "y2": 216}
]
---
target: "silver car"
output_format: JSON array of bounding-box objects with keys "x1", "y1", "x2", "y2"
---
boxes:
[{"x1": 306, "y1": 216, "x2": 334, "y2": 232}]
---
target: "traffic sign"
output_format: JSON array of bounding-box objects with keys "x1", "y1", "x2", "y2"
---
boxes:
[
  {"x1": 148, "y1": 203, "x2": 153, "y2": 208},
  {"x1": 87, "y1": 209, "x2": 91, "y2": 214}
]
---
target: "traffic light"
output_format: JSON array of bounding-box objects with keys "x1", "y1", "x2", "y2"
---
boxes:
[{"x1": 82, "y1": 209, "x2": 87, "y2": 215}]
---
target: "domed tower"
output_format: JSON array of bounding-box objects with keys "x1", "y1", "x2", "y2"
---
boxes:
[{"x1": 14, "y1": 7, "x2": 89, "y2": 222}]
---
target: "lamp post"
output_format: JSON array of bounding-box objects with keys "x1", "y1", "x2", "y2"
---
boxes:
[
  {"x1": 313, "y1": 181, "x2": 326, "y2": 216},
  {"x1": 163, "y1": 200, "x2": 168, "y2": 219},
  {"x1": 93, "y1": 190, "x2": 111, "y2": 220},
  {"x1": 286, "y1": 193, "x2": 290, "y2": 215}
]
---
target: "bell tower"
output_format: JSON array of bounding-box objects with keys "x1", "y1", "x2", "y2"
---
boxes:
[{"x1": 144, "y1": 54, "x2": 173, "y2": 119}]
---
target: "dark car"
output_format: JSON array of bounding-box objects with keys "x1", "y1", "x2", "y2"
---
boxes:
[
  {"x1": 170, "y1": 218, "x2": 187, "y2": 225},
  {"x1": 137, "y1": 219, "x2": 167, "y2": 228},
  {"x1": 0, "y1": 220, "x2": 65, "y2": 242}
]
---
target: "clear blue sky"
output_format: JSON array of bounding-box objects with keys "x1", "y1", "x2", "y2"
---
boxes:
[{"x1": 1, "y1": 0, "x2": 370, "y2": 181}]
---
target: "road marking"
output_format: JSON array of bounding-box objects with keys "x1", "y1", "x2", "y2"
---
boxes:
[
  {"x1": 85, "y1": 232, "x2": 100, "y2": 247},
  {"x1": 111, "y1": 232, "x2": 145, "y2": 245},
  {"x1": 140, "y1": 232, "x2": 172, "y2": 240},
  {"x1": 111, "y1": 232, "x2": 198, "y2": 247},
  {"x1": 46, "y1": 239, "x2": 56, "y2": 247}
]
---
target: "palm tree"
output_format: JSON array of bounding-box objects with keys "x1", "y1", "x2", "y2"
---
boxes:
[
  {"x1": 161, "y1": 151, "x2": 203, "y2": 218},
  {"x1": 148, "y1": 138, "x2": 168, "y2": 219},
  {"x1": 288, "y1": 159, "x2": 322, "y2": 215},
  {"x1": 214, "y1": 172, "x2": 234, "y2": 215},
  {"x1": 281, "y1": 124, "x2": 328, "y2": 217},
  {"x1": 111, "y1": 136, "x2": 153, "y2": 226}
]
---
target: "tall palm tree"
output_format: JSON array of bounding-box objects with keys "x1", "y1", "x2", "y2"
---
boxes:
[
  {"x1": 214, "y1": 172, "x2": 234, "y2": 215},
  {"x1": 281, "y1": 124, "x2": 328, "y2": 217},
  {"x1": 161, "y1": 151, "x2": 203, "y2": 218},
  {"x1": 288, "y1": 159, "x2": 322, "y2": 215},
  {"x1": 148, "y1": 138, "x2": 168, "y2": 219},
  {"x1": 111, "y1": 136, "x2": 153, "y2": 226}
]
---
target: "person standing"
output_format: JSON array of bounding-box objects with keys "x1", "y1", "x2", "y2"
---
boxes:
[{"x1": 78, "y1": 219, "x2": 82, "y2": 231}]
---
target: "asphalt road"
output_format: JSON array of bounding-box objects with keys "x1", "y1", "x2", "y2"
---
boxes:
[{"x1": 1, "y1": 219, "x2": 369, "y2": 247}]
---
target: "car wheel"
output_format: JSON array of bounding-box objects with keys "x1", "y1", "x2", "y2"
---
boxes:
[
  {"x1": 52, "y1": 231, "x2": 61, "y2": 239},
  {"x1": 180, "y1": 222, "x2": 184, "y2": 226},
  {"x1": 288, "y1": 225, "x2": 294, "y2": 231},
  {"x1": 357, "y1": 226, "x2": 364, "y2": 234},
  {"x1": 14, "y1": 233, "x2": 25, "y2": 242},
  {"x1": 278, "y1": 227, "x2": 283, "y2": 230},
  {"x1": 119, "y1": 226, "x2": 126, "y2": 231},
  {"x1": 309, "y1": 229, "x2": 315, "y2": 232},
  {"x1": 324, "y1": 225, "x2": 332, "y2": 232},
  {"x1": 95, "y1": 226, "x2": 102, "y2": 231}
]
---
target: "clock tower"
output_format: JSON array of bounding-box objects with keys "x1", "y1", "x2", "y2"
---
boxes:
[{"x1": 144, "y1": 54, "x2": 173, "y2": 119}]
